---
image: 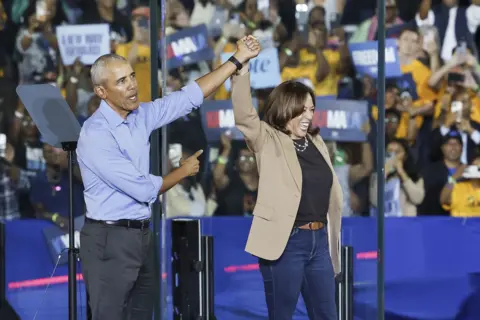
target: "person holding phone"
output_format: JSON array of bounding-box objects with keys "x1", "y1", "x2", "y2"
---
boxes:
[
  {"x1": 77, "y1": 37, "x2": 259, "y2": 320},
  {"x1": 232, "y1": 36, "x2": 341, "y2": 319}
]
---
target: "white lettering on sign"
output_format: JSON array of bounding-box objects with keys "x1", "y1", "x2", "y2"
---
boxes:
[
  {"x1": 59, "y1": 231, "x2": 81, "y2": 249},
  {"x1": 327, "y1": 110, "x2": 347, "y2": 129},
  {"x1": 218, "y1": 109, "x2": 235, "y2": 128},
  {"x1": 171, "y1": 38, "x2": 198, "y2": 56},
  {"x1": 56, "y1": 24, "x2": 110, "y2": 66},
  {"x1": 351, "y1": 47, "x2": 396, "y2": 66}
]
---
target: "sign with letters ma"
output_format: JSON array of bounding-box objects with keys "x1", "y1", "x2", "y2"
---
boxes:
[
  {"x1": 160, "y1": 24, "x2": 214, "y2": 70},
  {"x1": 56, "y1": 24, "x2": 110, "y2": 66},
  {"x1": 313, "y1": 97, "x2": 368, "y2": 142},
  {"x1": 349, "y1": 39, "x2": 402, "y2": 78},
  {"x1": 221, "y1": 47, "x2": 281, "y2": 91},
  {"x1": 200, "y1": 99, "x2": 258, "y2": 142}
]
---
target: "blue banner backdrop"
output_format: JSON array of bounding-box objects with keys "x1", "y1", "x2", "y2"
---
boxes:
[
  {"x1": 159, "y1": 24, "x2": 214, "y2": 70},
  {"x1": 349, "y1": 39, "x2": 402, "y2": 78},
  {"x1": 5, "y1": 217, "x2": 480, "y2": 319},
  {"x1": 200, "y1": 99, "x2": 258, "y2": 142},
  {"x1": 313, "y1": 97, "x2": 369, "y2": 142}
]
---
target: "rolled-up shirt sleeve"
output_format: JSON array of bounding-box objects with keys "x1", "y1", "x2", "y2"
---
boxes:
[
  {"x1": 80, "y1": 130, "x2": 162, "y2": 204},
  {"x1": 142, "y1": 81, "x2": 204, "y2": 134}
]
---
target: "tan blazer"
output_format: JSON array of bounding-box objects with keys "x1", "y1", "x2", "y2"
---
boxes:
[{"x1": 231, "y1": 73, "x2": 344, "y2": 274}]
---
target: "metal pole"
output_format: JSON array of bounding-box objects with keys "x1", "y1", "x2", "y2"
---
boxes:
[
  {"x1": 66, "y1": 147, "x2": 77, "y2": 320},
  {"x1": 159, "y1": 0, "x2": 169, "y2": 316},
  {"x1": 376, "y1": 0, "x2": 386, "y2": 318},
  {"x1": 149, "y1": 1, "x2": 161, "y2": 320}
]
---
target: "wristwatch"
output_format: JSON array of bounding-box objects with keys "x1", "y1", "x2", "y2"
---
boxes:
[{"x1": 228, "y1": 56, "x2": 243, "y2": 71}]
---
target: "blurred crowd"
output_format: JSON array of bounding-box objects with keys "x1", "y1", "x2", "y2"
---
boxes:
[{"x1": 1, "y1": 0, "x2": 480, "y2": 231}]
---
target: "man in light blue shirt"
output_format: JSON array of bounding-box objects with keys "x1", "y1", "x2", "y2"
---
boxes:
[{"x1": 77, "y1": 36, "x2": 261, "y2": 320}]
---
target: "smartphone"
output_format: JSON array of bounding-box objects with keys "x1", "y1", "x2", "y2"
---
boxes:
[
  {"x1": 447, "y1": 72, "x2": 465, "y2": 84},
  {"x1": 230, "y1": 13, "x2": 240, "y2": 25},
  {"x1": 451, "y1": 101, "x2": 463, "y2": 122},
  {"x1": 257, "y1": 0, "x2": 269, "y2": 16},
  {"x1": 36, "y1": 0, "x2": 48, "y2": 21},
  {"x1": 296, "y1": 4, "x2": 309, "y2": 34},
  {"x1": 0, "y1": 133, "x2": 6, "y2": 158},
  {"x1": 168, "y1": 143, "x2": 182, "y2": 168}
]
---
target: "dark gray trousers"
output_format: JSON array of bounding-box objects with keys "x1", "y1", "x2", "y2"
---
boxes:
[{"x1": 80, "y1": 222, "x2": 154, "y2": 320}]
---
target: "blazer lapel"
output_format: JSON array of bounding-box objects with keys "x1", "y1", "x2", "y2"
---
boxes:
[{"x1": 278, "y1": 132, "x2": 302, "y2": 191}]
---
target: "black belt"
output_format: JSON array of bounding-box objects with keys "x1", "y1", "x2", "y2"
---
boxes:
[{"x1": 85, "y1": 217, "x2": 151, "y2": 230}]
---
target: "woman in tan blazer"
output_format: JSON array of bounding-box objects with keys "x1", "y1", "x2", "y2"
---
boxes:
[{"x1": 231, "y1": 36, "x2": 343, "y2": 320}]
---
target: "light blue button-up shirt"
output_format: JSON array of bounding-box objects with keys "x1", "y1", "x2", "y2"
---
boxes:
[{"x1": 76, "y1": 82, "x2": 204, "y2": 221}]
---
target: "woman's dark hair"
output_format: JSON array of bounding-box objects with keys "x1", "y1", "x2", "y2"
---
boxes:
[
  {"x1": 388, "y1": 138, "x2": 420, "y2": 182},
  {"x1": 263, "y1": 80, "x2": 319, "y2": 136}
]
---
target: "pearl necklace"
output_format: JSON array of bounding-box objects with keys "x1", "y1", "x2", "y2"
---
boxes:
[{"x1": 293, "y1": 137, "x2": 308, "y2": 152}]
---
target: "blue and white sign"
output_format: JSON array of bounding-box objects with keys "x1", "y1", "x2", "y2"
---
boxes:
[
  {"x1": 160, "y1": 24, "x2": 214, "y2": 70},
  {"x1": 56, "y1": 24, "x2": 110, "y2": 66},
  {"x1": 313, "y1": 97, "x2": 369, "y2": 142},
  {"x1": 349, "y1": 39, "x2": 402, "y2": 78},
  {"x1": 221, "y1": 47, "x2": 281, "y2": 91},
  {"x1": 200, "y1": 99, "x2": 258, "y2": 142}
]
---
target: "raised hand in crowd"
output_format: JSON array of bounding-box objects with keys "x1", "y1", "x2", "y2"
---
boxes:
[{"x1": 458, "y1": 118, "x2": 474, "y2": 135}]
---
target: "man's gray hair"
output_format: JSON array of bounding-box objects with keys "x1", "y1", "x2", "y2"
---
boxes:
[{"x1": 90, "y1": 54, "x2": 128, "y2": 86}]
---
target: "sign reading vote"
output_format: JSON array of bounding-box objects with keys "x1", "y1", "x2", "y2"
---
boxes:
[
  {"x1": 56, "y1": 24, "x2": 110, "y2": 66},
  {"x1": 221, "y1": 47, "x2": 281, "y2": 91},
  {"x1": 161, "y1": 24, "x2": 214, "y2": 70},
  {"x1": 349, "y1": 39, "x2": 402, "y2": 78},
  {"x1": 312, "y1": 97, "x2": 368, "y2": 142},
  {"x1": 200, "y1": 99, "x2": 258, "y2": 142}
]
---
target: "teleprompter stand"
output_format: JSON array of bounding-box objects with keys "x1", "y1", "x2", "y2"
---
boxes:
[{"x1": 16, "y1": 84, "x2": 82, "y2": 320}]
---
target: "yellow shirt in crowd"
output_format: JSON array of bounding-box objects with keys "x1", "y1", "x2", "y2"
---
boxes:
[
  {"x1": 281, "y1": 48, "x2": 341, "y2": 97},
  {"x1": 433, "y1": 85, "x2": 480, "y2": 124},
  {"x1": 444, "y1": 182, "x2": 480, "y2": 217},
  {"x1": 116, "y1": 42, "x2": 152, "y2": 103},
  {"x1": 372, "y1": 60, "x2": 437, "y2": 138}
]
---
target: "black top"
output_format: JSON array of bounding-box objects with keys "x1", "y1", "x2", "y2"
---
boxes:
[{"x1": 294, "y1": 137, "x2": 333, "y2": 226}]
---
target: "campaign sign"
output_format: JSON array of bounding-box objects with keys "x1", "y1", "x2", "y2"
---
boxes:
[
  {"x1": 396, "y1": 73, "x2": 419, "y2": 101},
  {"x1": 221, "y1": 47, "x2": 282, "y2": 91},
  {"x1": 370, "y1": 177, "x2": 402, "y2": 217},
  {"x1": 56, "y1": 24, "x2": 110, "y2": 66},
  {"x1": 313, "y1": 97, "x2": 368, "y2": 142},
  {"x1": 160, "y1": 24, "x2": 214, "y2": 70},
  {"x1": 42, "y1": 215, "x2": 84, "y2": 265},
  {"x1": 349, "y1": 39, "x2": 402, "y2": 78},
  {"x1": 201, "y1": 99, "x2": 258, "y2": 142}
]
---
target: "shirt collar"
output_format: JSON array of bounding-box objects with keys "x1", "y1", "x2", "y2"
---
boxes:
[{"x1": 99, "y1": 100, "x2": 138, "y2": 129}]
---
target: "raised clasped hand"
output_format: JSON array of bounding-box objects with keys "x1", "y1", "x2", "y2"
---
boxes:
[{"x1": 235, "y1": 35, "x2": 261, "y2": 64}]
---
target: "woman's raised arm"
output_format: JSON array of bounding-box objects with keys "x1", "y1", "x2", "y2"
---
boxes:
[{"x1": 231, "y1": 71, "x2": 268, "y2": 152}]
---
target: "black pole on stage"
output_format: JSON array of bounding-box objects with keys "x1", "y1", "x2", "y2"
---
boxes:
[
  {"x1": 61, "y1": 142, "x2": 78, "y2": 320},
  {"x1": 376, "y1": 0, "x2": 386, "y2": 317},
  {"x1": 149, "y1": 1, "x2": 162, "y2": 319}
]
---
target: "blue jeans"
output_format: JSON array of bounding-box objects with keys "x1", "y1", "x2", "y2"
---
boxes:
[{"x1": 259, "y1": 227, "x2": 337, "y2": 320}]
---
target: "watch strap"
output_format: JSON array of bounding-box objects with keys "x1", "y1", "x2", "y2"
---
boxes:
[{"x1": 228, "y1": 55, "x2": 243, "y2": 71}]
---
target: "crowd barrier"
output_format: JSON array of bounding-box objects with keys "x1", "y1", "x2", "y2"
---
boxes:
[{"x1": 3, "y1": 217, "x2": 480, "y2": 319}]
